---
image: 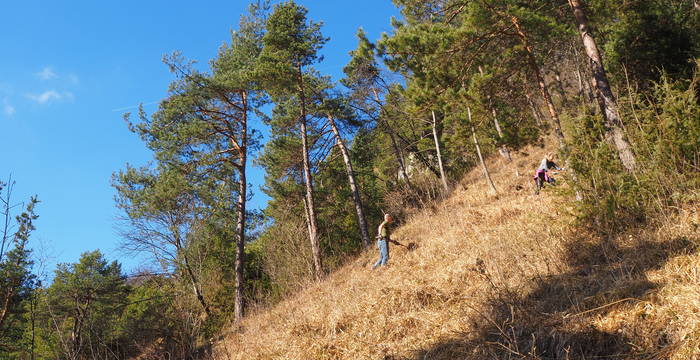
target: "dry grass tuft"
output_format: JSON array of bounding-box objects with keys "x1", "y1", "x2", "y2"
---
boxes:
[{"x1": 213, "y1": 147, "x2": 700, "y2": 359}]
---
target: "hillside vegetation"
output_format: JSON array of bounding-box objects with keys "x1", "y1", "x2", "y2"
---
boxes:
[
  {"x1": 3, "y1": 1, "x2": 698, "y2": 358},
  {"x1": 215, "y1": 147, "x2": 700, "y2": 359}
]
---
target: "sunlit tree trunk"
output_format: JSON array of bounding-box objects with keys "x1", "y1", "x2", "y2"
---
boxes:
[
  {"x1": 553, "y1": 64, "x2": 569, "y2": 107},
  {"x1": 327, "y1": 115, "x2": 371, "y2": 248},
  {"x1": 233, "y1": 91, "x2": 248, "y2": 323},
  {"x1": 524, "y1": 91, "x2": 543, "y2": 126},
  {"x1": 479, "y1": 66, "x2": 511, "y2": 161},
  {"x1": 431, "y1": 111, "x2": 449, "y2": 192},
  {"x1": 0, "y1": 288, "x2": 13, "y2": 330},
  {"x1": 179, "y1": 241, "x2": 211, "y2": 317},
  {"x1": 572, "y1": 43, "x2": 595, "y2": 105},
  {"x1": 468, "y1": 107, "x2": 497, "y2": 194},
  {"x1": 569, "y1": 0, "x2": 637, "y2": 172},
  {"x1": 297, "y1": 65, "x2": 322, "y2": 280},
  {"x1": 372, "y1": 87, "x2": 412, "y2": 186},
  {"x1": 511, "y1": 15, "x2": 565, "y2": 149}
]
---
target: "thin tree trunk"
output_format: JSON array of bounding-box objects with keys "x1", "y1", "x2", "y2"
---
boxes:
[
  {"x1": 569, "y1": 0, "x2": 637, "y2": 172},
  {"x1": 173, "y1": 215, "x2": 211, "y2": 317},
  {"x1": 468, "y1": 107, "x2": 497, "y2": 194},
  {"x1": 575, "y1": 62, "x2": 584, "y2": 98},
  {"x1": 0, "y1": 287, "x2": 13, "y2": 330},
  {"x1": 298, "y1": 65, "x2": 322, "y2": 280},
  {"x1": 553, "y1": 65, "x2": 569, "y2": 107},
  {"x1": 511, "y1": 15, "x2": 565, "y2": 149},
  {"x1": 233, "y1": 91, "x2": 248, "y2": 323},
  {"x1": 30, "y1": 292, "x2": 36, "y2": 360},
  {"x1": 572, "y1": 43, "x2": 595, "y2": 105},
  {"x1": 181, "y1": 248, "x2": 211, "y2": 317},
  {"x1": 327, "y1": 115, "x2": 371, "y2": 248},
  {"x1": 478, "y1": 66, "x2": 512, "y2": 161},
  {"x1": 0, "y1": 234, "x2": 28, "y2": 330},
  {"x1": 372, "y1": 87, "x2": 411, "y2": 186},
  {"x1": 524, "y1": 91, "x2": 543, "y2": 126},
  {"x1": 431, "y1": 111, "x2": 449, "y2": 192},
  {"x1": 0, "y1": 177, "x2": 13, "y2": 263}
]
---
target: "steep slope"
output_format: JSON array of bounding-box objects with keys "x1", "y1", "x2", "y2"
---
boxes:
[{"x1": 214, "y1": 147, "x2": 700, "y2": 359}]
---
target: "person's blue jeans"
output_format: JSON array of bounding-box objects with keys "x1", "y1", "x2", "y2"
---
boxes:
[{"x1": 372, "y1": 238, "x2": 389, "y2": 269}]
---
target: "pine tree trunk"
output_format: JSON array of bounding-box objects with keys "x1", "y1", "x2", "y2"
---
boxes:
[
  {"x1": 181, "y1": 247, "x2": 211, "y2": 317},
  {"x1": 468, "y1": 107, "x2": 497, "y2": 194},
  {"x1": 478, "y1": 67, "x2": 512, "y2": 161},
  {"x1": 569, "y1": 0, "x2": 637, "y2": 172},
  {"x1": 0, "y1": 180, "x2": 12, "y2": 263},
  {"x1": 575, "y1": 63, "x2": 584, "y2": 98},
  {"x1": 553, "y1": 65, "x2": 569, "y2": 107},
  {"x1": 511, "y1": 15, "x2": 565, "y2": 149},
  {"x1": 431, "y1": 111, "x2": 450, "y2": 192},
  {"x1": 524, "y1": 91, "x2": 543, "y2": 126},
  {"x1": 327, "y1": 115, "x2": 371, "y2": 248},
  {"x1": 298, "y1": 65, "x2": 322, "y2": 280},
  {"x1": 372, "y1": 87, "x2": 411, "y2": 185},
  {"x1": 0, "y1": 287, "x2": 14, "y2": 330},
  {"x1": 233, "y1": 91, "x2": 248, "y2": 323},
  {"x1": 572, "y1": 43, "x2": 595, "y2": 105}
]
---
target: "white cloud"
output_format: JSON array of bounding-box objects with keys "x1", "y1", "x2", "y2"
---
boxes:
[
  {"x1": 27, "y1": 90, "x2": 69, "y2": 104},
  {"x1": 30, "y1": 90, "x2": 61, "y2": 103},
  {"x1": 4, "y1": 104, "x2": 15, "y2": 116},
  {"x1": 36, "y1": 67, "x2": 57, "y2": 80},
  {"x1": 2, "y1": 99, "x2": 15, "y2": 116}
]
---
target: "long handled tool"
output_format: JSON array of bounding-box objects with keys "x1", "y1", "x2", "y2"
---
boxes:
[{"x1": 392, "y1": 239, "x2": 418, "y2": 251}]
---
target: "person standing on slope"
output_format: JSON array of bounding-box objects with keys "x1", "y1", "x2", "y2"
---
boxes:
[
  {"x1": 372, "y1": 213, "x2": 403, "y2": 270},
  {"x1": 534, "y1": 152, "x2": 562, "y2": 194}
]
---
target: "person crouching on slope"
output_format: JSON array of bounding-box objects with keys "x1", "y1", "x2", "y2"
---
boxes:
[
  {"x1": 534, "y1": 152, "x2": 562, "y2": 195},
  {"x1": 372, "y1": 214, "x2": 404, "y2": 270}
]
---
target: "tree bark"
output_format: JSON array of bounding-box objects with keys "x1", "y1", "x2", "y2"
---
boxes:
[
  {"x1": 478, "y1": 66, "x2": 512, "y2": 161},
  {"x1": 181, "y1": 247, "x2": 211, "y2": 317},
  {"x1": 233, "y1": 91, "x2": 248, "y2": 323},
  {"x1": 298, "y1": 65, "x2": 322, "y2": 280},
  {"x1": 372, "y1": 87, "x2": 412, "y2": 186},
  {"x1": 511, "y1": 15, "x2": 566, "y2": 149},
  {"x1": 468, "y1": 107, "x2": 497, "y2": 194},
  {"x1": 327, "y1": 115, "x2": 371, "y2": 248},
  {"x1": 0, "y1": 178, "x2": 13, "y2": 263},
  {"x1": 553, "y1": 65, "x2": 569, "y2": 107},
  {"x1": 569, "y1": 0, "x2": 637, "y2": 172},
  {"x1": 0, "y1": 287, "x2": 14, "y2": 330},
  {"x1": 431, "y1": 111, "x2": 450, "y2": 192},
  {"x1": 524, "y1": 91, "x2": 543, "y2": 126},
  {"x1": 572, "y1": 43, "x2": 595, "y2": 105}
]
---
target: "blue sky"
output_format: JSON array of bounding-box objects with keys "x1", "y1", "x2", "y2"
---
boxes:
[{"x1": 1, "y1": 1, "x2": 399, "y2": 278}]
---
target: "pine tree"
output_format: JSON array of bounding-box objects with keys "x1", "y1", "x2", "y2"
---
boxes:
[
  {"x1": 0, "y1": 185, "x2": 38, "y2": 354},
  {"x1": 258, "y1": 1, "x2": 328, "y2": 279},
  {"x1": 568, "y1": 0, "x2": 637, "y2": 172}
]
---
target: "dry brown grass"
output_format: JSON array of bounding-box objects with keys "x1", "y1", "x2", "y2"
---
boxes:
[{"x1": 213, "y1": 146, "x2": 700, "y2": 359}]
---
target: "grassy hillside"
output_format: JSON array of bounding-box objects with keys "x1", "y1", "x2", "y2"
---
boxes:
[{"x1": 214, "y1": 147, "x2": 700, "y2": 359}]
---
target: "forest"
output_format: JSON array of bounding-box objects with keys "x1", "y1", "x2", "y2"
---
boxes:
[{"x1": 1, "y1": 0, "x2": 699, "y2": 359}]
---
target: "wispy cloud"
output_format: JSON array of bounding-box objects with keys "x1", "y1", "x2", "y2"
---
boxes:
[
  {"x1": 36, "y1": 67, "x2": 57, "y2": 80},
  {"x1": 27, "y1": 90, "x2": 74, "y2": 104},
  {"x1": 2, "y1": 98, "x2": 15, "y2": 116}
]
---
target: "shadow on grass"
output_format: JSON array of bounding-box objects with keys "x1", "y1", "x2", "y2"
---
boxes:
[{"x1": 408, "y1": 232, "x2": 697, "y2": 360}]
